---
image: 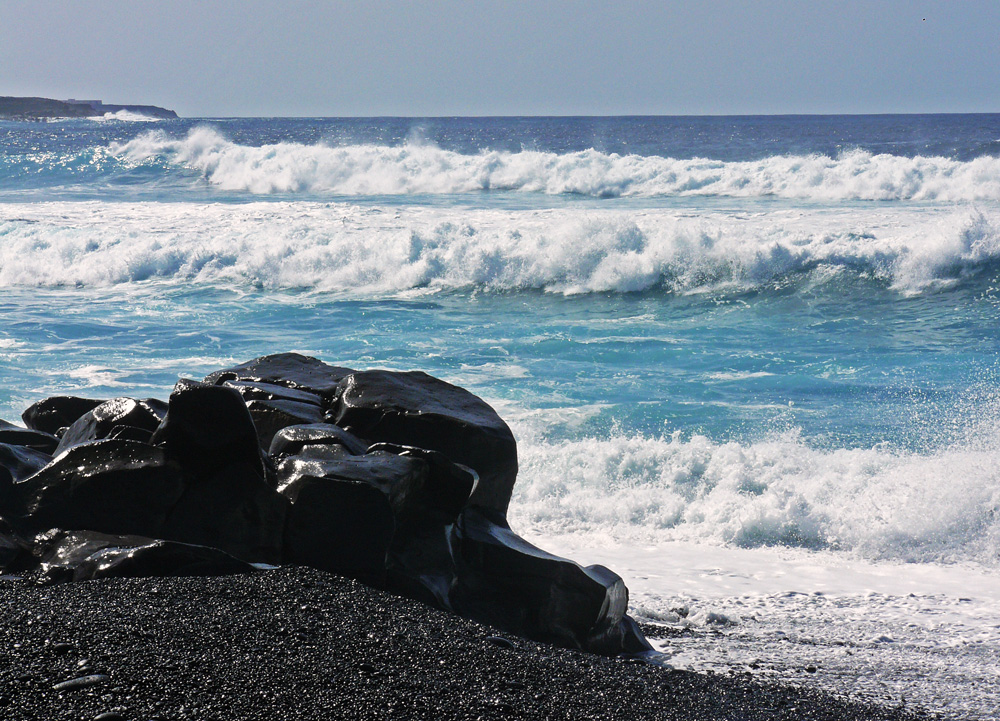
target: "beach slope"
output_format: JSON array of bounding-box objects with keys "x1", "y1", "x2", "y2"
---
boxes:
[{"x1": 0, "y1": 566, "x2": 928, "y2": 720}]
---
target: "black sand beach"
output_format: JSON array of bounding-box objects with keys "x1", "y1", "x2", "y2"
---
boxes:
[{"x1": 0, "y1": 567, "x2": 930, "y2": 721}]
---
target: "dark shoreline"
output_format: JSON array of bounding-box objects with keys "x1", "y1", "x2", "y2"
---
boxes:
[{"x1": 0, "y1": 567, "x2": 929, "y2": 721}]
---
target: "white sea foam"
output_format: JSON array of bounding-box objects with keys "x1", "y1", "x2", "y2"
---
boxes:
[
  {"x1": 531, "y1": 537, "x2": 1000, "y2": 719},
  {"x1": 91, "y1": 110, "x2": 162, "y2": 123},
  {"x1": 506, "y1": 423, "x2": 1000, "y2": 568},
  {"x1": 111, "y1": 126, "x2": 1000, "y2": 200},
  {"x1": 1, "y1": 201, "x2": 998, "y2": 295}
]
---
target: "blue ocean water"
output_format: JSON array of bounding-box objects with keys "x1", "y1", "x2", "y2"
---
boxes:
[
  {"x1": 4, "y1": 112, "x2": 1000, "y2": 716},
  {"x1": 1, "y1": 114, "x2": 999, "y2": 562}
]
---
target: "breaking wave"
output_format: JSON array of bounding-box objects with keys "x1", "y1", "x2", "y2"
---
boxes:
[
  {"x1": 92, "y1": 110, "x2": 163, "y2": 123},
  {"x1": 1, "y1": 202, "x2": 999, "y2": 294},
  {"x1": 508, "y1": 424, "x2": 1000, "y2": 567},
  {"x1": 109, "y1": 126, "x2": 1000, "y2": 200}
]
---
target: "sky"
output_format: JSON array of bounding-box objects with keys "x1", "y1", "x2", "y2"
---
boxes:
[{"x1": 1, "y1": 0, "x2": 997, "y2": 117}]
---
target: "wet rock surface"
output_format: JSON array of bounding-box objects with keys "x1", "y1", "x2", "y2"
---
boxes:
[
  {"x1": 0, "y1": 567, "x2": 928, "y2": 721},
  {"x1": 330, "y1": 369, "x2": 519, "y2": 513},
  {"x1": 1, "y1": 354, "x2": 641, "y2": 655}
]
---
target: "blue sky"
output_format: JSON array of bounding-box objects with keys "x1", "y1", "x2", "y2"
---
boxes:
[{"x1": 1, "y1": 0, "x2": 997, "y2": 116}]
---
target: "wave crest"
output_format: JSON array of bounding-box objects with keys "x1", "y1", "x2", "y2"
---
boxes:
[
  {"x1": 1, "y1": 203, "x2": 998, "y2": 294},
  {"x1": 110, "y1": 126, "x2": 1000, "y2": 200},
  {"x1": 508, "y1": 426, "x2": 1000, "y2": 567}
]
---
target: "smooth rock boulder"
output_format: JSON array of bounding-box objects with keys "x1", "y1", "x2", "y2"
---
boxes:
[
  {"x1": 151, "y1": 380, "x2": 264, "y2": 476},
  {"x1": 277, "y1": 452, "x2": 430, "y2": 585},
  {"x1": 0, "y1": 517, "x2": 32, "y2": 572},
  {"x1": 206, "y1": 353, "x2": 353, "y2": 402},
  {"x1": 330, "y1": 371, "x2": 518, "y2": 513},
  {"x1": 152, "y1": 380, "x2": 287, "y2": 564},
  {"x1": 35, "y1": 530, "x2": 257, "y2": 583},
  {"x1": 21, "y1": 396, "x2": 105, "y2": 435},
  {"x1": 0, "y1": 420, "x2": 59, "y2": 454},
  {"x1": 54, "y1": 398, "x2": 166, "y2": 455},
  {"x1": 278, "y1": 474, "x2": 394, "y2": 586},
  {"x1": 162, "y1": 461, "x2": 289, "y2": 565},
  {"x1": 246, "y1": 399, "x2": 325, "y2": 450},
  {"x1": 367, "y1": 443, "x2": 476, "y2": 518},
  {"x1": 0, "y1": 442, "x2": 51, "y2": 485},
  {"x1": 452, "y1": 507, "x2": 633, "y2": 653},
  {"x1": 277, "y1": 452, "x2": 427, "y2": 522},
  {"x1": 11, "y1": 440, "x2": 185, "y2": 539},
  {"x1": 2, "y1": 355, "x2": 650, "y2": 657},
  {"x1": 385, "y1": 517, "x2": 461, "y2": 610},
  {"x1": 269, "y1": 423, "x2": 369, "y2": 460},
  {"x1": 105, "y1": 425, "x2": 155, "y2": 444},
  {"x1": 222, "y1": 379, "x2": 324, "y2": 406}
]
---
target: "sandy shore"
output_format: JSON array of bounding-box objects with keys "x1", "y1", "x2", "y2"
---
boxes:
[{"x1": 0, "y1": 567, "x2": 929, "y2": 720}]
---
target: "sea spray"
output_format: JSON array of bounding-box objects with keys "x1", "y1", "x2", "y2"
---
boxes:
[
  {"x1": 507, "y1": 425, "x2": 1000, "y2": 566},
  {"x1": 1, "y1": 201, "x2": 998, "y2": 293},
  {"x1": 109, "y1": 126, "x2": 1000, "y2": 201}
]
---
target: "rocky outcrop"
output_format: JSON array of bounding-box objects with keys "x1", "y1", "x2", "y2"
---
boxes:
[
  {"x1": 0, "y1": 354, "x2": 649, "y2": 656},
  {"x1": 0, "y1": 96, "x2": 178, "y2": 120}
]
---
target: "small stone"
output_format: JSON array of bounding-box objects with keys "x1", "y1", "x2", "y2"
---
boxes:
[
  {"x1": 486, "y1": 635, "x2": 515, "y2": 649},
  {"x1": 805, "y1": 665, "x2": 818, "y2": 673},
  {"x1": 53, "y1": 674, "x2": 110, "y2": 692},
  {"x1": 94, "y1": 713, "x2": 124, "y2": 721},
  {"x1": 51, "y1": 642, "x2": 74, "y2": 654}
]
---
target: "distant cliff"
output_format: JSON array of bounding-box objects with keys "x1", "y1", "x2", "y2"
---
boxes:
[{"x1": 0, "y1": 96, "x2": 178, "y2": 120}]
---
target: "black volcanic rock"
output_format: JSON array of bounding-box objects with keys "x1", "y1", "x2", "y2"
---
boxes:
[
  {"x1": 206, "y1": 352, "x2": 353, "y2": 401},
  {"x1": 0, "y1": 517, "x2": 32, "y2": 571},
  {"x1": 11, "y1": 440, "x2": 185, "y2": 538},
  {"x1": 0, "y1": 442, "x2": 51, "y2": 486},
  {"x1": 452, "y1": 507, "x2": 645, "y2": 653},
  {"x1": 222, "y1": 379, "x2": 324, "y2": 406},
  {"x1": 367, "y1": 442, "x2": 477, "y2": 518},
  {"x1": 152, "y1": 380, "x2": 287, "y2": 564},
  {"x1": 0, "y1": 419, "x2": 59, "y2": 454},
  {"x1": 279, "y1": 470, "x2": 397, "y2": 585},
  {"x1": 162, "y1": 461, "x2": 289, "y2": 565},
  {"x1": 150, "y1": 379, "x2": 263, "y2": 476},
  {"x1": 330, "y1": 370, "x2": 518, "y2": 513},
  {"x1": 246, "y1": 398, "x2": 325, "y2": 449},
  {"x1": 269, "y1": 423, "x2": 369, "y2": 459},
  {"x1": 35, "y1": 530, "x2": 256, "y2": 583},
  {"x1": 277, "y1": 452, "x2": 428, "y2": 518},
  {"x1": 21, "y1": 395, "x2": 105, "y2": 435},
  {"x1": 54, "y1": 398, "x2": 165, "y2": 455},
  {"x1": 4, "y1": 354, "x2": 656, "y2": 656}
]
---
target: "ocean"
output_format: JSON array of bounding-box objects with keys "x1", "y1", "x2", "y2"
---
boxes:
[{"x1": 1, "y1": 114, "x2": 998, "y2": 718}]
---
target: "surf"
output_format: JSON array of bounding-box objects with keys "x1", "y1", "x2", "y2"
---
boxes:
[{"x1": 108, "y1": 125, "x2": 1000, "y2": 201}]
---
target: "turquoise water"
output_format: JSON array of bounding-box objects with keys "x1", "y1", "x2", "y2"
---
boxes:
[{"x1": 1, "y1": 115, "x2": 999, "y2": 568}]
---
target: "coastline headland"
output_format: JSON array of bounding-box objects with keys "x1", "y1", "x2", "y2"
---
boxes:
[{"x1": 0, "y1": 96, "x2": 177, "y2": 120}]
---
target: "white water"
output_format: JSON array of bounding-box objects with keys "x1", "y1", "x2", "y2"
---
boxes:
[
  {"x1": 111, "y1": 126, "x2": 1000, "y2": 201},
  {"x1": 501, "y1": 402, "x2": 1000, "y2": 718},
  {"x1": 1, "y1": 200, "x2": 998, "y2": 294},
  {"x1": 527, "y1": 535, "x2": 1000, "y2": 720},
  {"x1": 93, "y1": 110, "x2": 162, "y2": 123},
  {"x1": 507, "y1": 428, "x2": 1000, "y2": 569}
]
